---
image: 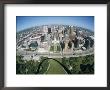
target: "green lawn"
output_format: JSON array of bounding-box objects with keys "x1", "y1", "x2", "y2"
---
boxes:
[
  {"x1": 50, "y1": 44, "x2": 61, "y2": 52},
  {"x1": 46, "y1": 59, "x2": 67, "y2": 74}
]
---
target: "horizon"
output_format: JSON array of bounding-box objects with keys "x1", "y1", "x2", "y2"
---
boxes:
[
  {"x1": 16, "y1": 16, "x2": 94, "y2": 32},
  {"x1": 16, "y1": 24, "x2": 94, "y2": 33}
]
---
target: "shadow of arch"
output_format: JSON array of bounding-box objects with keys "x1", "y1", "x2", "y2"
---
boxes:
[
  {"x1": 35, "y1": 58, "x2": 47, "y2": 74},
  {"x1": 36, "y1": 57, "x2": 72, "y2": 74}
]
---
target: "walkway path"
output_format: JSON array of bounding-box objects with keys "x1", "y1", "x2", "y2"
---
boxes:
[{"x1": 45, "y1": 59, "x2": 67, "y2": 74}]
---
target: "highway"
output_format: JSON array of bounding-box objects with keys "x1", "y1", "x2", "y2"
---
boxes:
[
  {"x1": 17, "y1": 31, "x2": 36, "y2": 47},
  {"x1": 17, "y1": 48, "x2": 94, "y2": 60}
]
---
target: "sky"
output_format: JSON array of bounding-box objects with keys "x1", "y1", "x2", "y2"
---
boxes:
[{"x1": 16, "y1": 16, "x2": 94, "y2": 32}]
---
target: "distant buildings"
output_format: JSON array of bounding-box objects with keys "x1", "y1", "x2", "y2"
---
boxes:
[{"x1": 17, "y1": 24, "x2": 94, "y2": 56}]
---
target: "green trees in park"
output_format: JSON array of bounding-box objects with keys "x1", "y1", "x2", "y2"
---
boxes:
[
  {"x1": 16, "y1": 55, "x2": 49, "y2": 74},
  {"x1": 38, "y1": 58, "x2": 49, "y2": 74},
  {"x1": 62, "y1": 54, "x2": 94, "y2": 74},
  {"x1": 16, "y1": 55, "x2": 40, "y2": 74},
  {"x1": 16, "y1": 55, "x2": 26, "y2": 74},
  {"x1": 16, "y1": 54, "x2": 94, "y2": 74}
]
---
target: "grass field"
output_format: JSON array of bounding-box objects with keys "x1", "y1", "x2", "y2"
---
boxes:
[{"x1": 46, "y1": 59, "x2": 67, "y2": 74}]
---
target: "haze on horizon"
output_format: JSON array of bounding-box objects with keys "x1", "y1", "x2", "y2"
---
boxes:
[{"x1": 16, "y1": 16, "x2": 94, "y2": 32}]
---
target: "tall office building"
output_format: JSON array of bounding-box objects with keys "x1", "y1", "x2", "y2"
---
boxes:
[
  {"x1": 74, "y1": 37, "x2": 79, "y2": 48},
  {"x1": 48, "y1": 28, "x2": 51, "y2": 34},
  {"x1": 43, "y1": 25, "x2": 48, "y2": 33},
  {"x1": 84, "y1": 37, "x2": 90, "y2": 49},
  {"x1": 41, "y1": 35, "x2": 45, "y2": 42}
]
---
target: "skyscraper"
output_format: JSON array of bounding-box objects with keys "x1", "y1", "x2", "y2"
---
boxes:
[{"x1": 48, "y1": 28, "x2": 51, "y2": 34}]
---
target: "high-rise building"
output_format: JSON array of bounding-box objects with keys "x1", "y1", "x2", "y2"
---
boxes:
[
  {"x1": 43, "y1": 25, "x2": 48, "y2": 33},
  {"x1": 84, "y1": 37, "x2": 90, "y2": 49},
  {"x1": 41, "y1": 35, "x2": 45, "y2": 42},
  {"x1": 48, "y1": 28, "x2": 51, "y2": 34},
  {"x1": 74, "y1": 37, "x2": 79, "y2": 48}
]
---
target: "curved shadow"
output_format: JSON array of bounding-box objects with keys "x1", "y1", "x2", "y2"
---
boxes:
[
  {"x1": 36, "y1": 57, "x2": 71, "y2": 74},
  {"x1": 49, "y1": 58, "x2": 71, "y2": 74},
  {"x1": 36, "y1": 58, "x2": 47, "y2": 74}
]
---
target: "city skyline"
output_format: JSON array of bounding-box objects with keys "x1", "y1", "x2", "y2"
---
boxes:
[
  {"x1": 16, "y1": 16, "x2": 94, "y2": 32},
  {"x1": 16, "y1": 23, "x2": 94, "y2": 74}
]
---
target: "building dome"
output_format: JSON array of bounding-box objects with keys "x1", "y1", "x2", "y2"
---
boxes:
[{"x1": 29, "y1": 41, "x2": 38, "y2": 50}]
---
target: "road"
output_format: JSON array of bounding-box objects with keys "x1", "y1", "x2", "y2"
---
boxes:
[
  {"x1": 17, "y1": 49, "x2": 94, "y2": 60},
  {"x1": 17, "y1": 31, "x2": 36, "y2": 47}
]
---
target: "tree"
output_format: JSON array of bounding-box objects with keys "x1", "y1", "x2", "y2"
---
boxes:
[{"x1": 16, "y1": 55, "x2": 26, "y2": 74}]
